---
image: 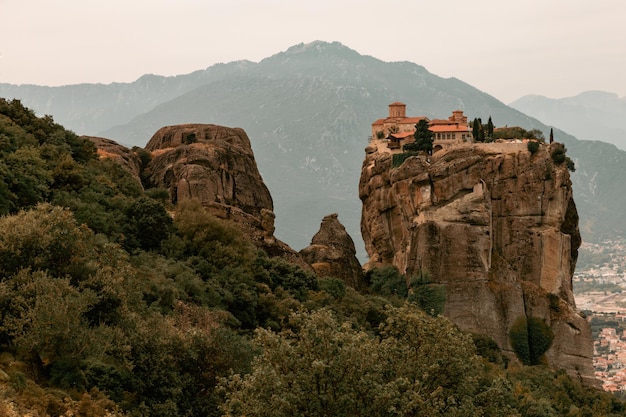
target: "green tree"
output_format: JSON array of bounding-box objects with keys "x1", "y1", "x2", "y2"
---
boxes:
[
  {"x1": 551, "y1": 146, "x2": 576, "y2": 172},
  {"x1": 527, "y1": 140, "x2": 540, "y2": 154},
  {"x1": 5, "y1": 146, "x2": 52, "y2": 208},
  {"x1": 123, "y1": 196, "x2": 173, "y2": 251},
  {"x1": 408, "y1": 271, "x2": 445, "y2": 315},
  {"x1": 509, "y1": 316, "x2": 554, "y2": 365},
  {"x1": 486, "y1": 116, "x2": 494, "y2": 141},
  {"x1": 253, "y1": 254, "x2": 318, "y2": 301},
  {"x1": 367, "y1": 265, "x2": 407, "y2": 297},
  {"x1": 0, "y1": 270, "x2": 122, "y2": 389},
  {"x1": 472, "y1": 118, "x2": 486, "y2": 142},
  {"x1": 0, "y1": 204, "x2": 96, "y2": 280},
  {"x1": 403, "y1": 119, "x2": 433, "y2": 153},
  {"x1": 221, "y1": 306, "x2": 518, "y2": 417}
]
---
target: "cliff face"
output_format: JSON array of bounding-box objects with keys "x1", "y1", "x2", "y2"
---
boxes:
[{"x1": 360, "y1": 141, "x2": 596, "y2": 386}]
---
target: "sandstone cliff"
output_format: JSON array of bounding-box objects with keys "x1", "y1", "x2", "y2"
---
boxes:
[
  {"x1": 360, "y1": 141, "x2": 596, "y2": 386},
  {"x1": 300, "y1": 213, "x2": 363, "y2": 288}
]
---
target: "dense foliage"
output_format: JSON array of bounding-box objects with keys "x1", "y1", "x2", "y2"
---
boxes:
[
  {"x1": 0, "y1": 98, "x2": 623, "y2": 416},
  {"x1": 391, "y1": 151, "x2": 419, "y2": 168},
  {"x1": 552, "y1": 146, "x2": 576, "y2": 172},
  {"x1": 527, "y1": 140, "x2": 540, "y2": 154},
  {"x1": 509, "y1": 316, "x2": 555, "y2": 366}
]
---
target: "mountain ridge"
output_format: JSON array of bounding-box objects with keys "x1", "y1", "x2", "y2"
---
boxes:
[
  {"x1": 1, "y1": 41, "x2": 625, "y2": 259},
  {"x1": 510, "y1": 90, "x2": 626, "y2": 150}
]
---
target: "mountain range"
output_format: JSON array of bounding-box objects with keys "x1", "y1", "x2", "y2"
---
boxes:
[
  {"x1": 510, "y1": 91, "x2": 626, "y2": 150},
  {"x1": 2, "y1": 41, "x2": 624, "y2": 259}
]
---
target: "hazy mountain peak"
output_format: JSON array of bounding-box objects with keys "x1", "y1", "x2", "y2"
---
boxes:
[
  {"x1": 263, "y1": 40, "x2": 363, "y2": 64},
  {"x1": 284, "y1": 40, "x2": 355, "y2": 55},
  {"x1": 510, "y1": 89, "x2": 626, "y2": 152},
  {"x1": 572, "y1": 90, "x2": 620, "y2": 100}
]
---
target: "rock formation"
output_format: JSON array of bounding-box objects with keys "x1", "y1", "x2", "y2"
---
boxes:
[
  {"x1": 360, "y1": 141, "x2": 597, "y2": 386},
  {"x1": 86, "y1": 136, "x2": 143, "y2": 187},
  {"x1": 144, "y1": 124, "x2": 310, "y2": 268},
  {"x1": 145, "y1": 124, "x2": 273, "y2": 218},
  {"x1": 300, "y1": 213, "x2": 363, "y2": 288}
]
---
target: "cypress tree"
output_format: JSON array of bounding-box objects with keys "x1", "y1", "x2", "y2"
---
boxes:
[
  {"x1": 549, "y1": 128, "x2": 554, "y2": 144},
  {"x1": 472, "y1": 118, "x2": 481, "y2": 142},
  {"x1": 487, "y1": 116, "x2": 494, "y2": 142}
]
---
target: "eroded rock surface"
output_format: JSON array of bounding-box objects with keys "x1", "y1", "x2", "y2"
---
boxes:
[
  {"x1": 360, "y1": 141, "x2": 597, "y2": 386},
  {"x1": 300, "y1": 213, "x2": 363, "y2": 288},
  {"x1": 145, "y1": 124, "x2": 273, "y2": 218},
  {"x1": 143, "y1": 124, "x2": 310, "y2": 268}
]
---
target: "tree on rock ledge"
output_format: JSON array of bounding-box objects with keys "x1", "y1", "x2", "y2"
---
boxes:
[{"x1": 403, "y1": 119, "x2": 433, "y2": 153}]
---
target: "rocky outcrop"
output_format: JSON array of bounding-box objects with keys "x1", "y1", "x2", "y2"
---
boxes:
[
  {"x1": 300, "y1": 214, "x2": 363, "y2": 288},
  {"x1": 86, "y1": 136, "x2": 143, "y2": 187},
  {"x1": 360, "y1": 141, "x2": 597, "y2": 386},
  {"x1": 145, "y1": 124, "x2": 273, "y2": 218},
  {"x1": 144, "y1": 124, "x2": 310, "y2": 268}
]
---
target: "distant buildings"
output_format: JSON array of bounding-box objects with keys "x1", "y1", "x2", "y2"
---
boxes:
[{"x1": 594, "y1": 324, "x2": 626, "y2": 391}]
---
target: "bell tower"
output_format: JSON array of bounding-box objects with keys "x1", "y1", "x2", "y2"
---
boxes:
[{"x1": 388, "y1": 102, "x2": 406, "y2": 118}]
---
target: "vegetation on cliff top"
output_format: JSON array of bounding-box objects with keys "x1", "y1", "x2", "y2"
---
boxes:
[{"x1": 0, "y1": 98, "x2": 623, "y2": 416}]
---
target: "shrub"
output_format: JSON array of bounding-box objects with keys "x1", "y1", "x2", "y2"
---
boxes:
[
  {"x1": 471, "y1": 333, "x2": 507, "y2": 366},
  {"x1": 551, "y1": 147, "x2": 575, "y2": 172},
  {"x1": 318, "y1": 278, "x2": 346, "y2": 299},
  {"x1": 366, "y1": 266, "x2": 407, "y2": 297},
  {"x1": 509, "y1": 316, "x2": 555, "y2": 365},
  {"x1": 548, "y1": 293, "x2": 561, "y2": 312},
  {"x1": 392, "y1": 152, "x2": 419, "y2": 168},
  {"x1": 123, "y1": 196, "x2": 173, "y2": 251},
  {"x1": 253, "y1": 255, "x2": 318, "y2": 301},
  {"x1": 527, "y1": 140, "x2": 540, "y2": 154},
  {"x1": 408, "y1": 271, "x2": 445, "y2": 316},
  {"x1": 551, "y1": 147, "x2": 566, "y2": 164}
]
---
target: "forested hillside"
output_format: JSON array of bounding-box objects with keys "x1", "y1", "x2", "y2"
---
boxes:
[{"x1": 0, "y1": 99, "x2": 624, "y2": 416}]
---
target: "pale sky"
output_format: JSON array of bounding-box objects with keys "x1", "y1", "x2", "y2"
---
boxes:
[{"x1": 1, "y1": 0, "x2": 625, "y2": 103}]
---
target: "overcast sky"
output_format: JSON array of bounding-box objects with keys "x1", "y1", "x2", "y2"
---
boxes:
[{"x1": 1, "y1": 0, "x2": 624, "y2": 104}]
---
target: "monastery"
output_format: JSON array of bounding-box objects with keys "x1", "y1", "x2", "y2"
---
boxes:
[{"x1": 371, "y1": 102, "x2": 473, "y2": 153}]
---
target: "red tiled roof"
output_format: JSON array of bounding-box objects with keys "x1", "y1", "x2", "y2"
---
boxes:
[
  {"x1": 404, "y1": 117, "x2": 429, "y2": 124},
  {"x1": 389, "y1": 131, "x2": 415, "y2": 139},
  {"x1": 429, "y1": 124, "x2": 469, "y2": 133},
  {"x1": 372, "y1": 116, "x2": 429, "y2": 126},
  {"x1": 390, "y1": 101, "x2": 405, "y2": 106}
]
